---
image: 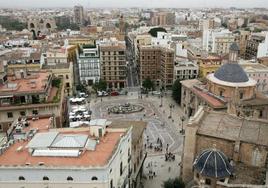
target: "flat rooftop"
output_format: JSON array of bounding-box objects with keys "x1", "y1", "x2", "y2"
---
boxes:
[
  {"x1": 0, "y1": 71, "x2": 51, "y2": 95},
  {"x1": 0, "y1": 128, "x2": 124, "y2": 167}
]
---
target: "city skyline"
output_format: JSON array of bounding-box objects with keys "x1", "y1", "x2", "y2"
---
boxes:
[{"x1": 0, "y1": 0, "x2": 268, "y2": 8}]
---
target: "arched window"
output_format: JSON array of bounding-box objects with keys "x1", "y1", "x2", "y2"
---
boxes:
[
  {"x1": 43, "y1": 176, "x2": 49, "y2": 181},
  {"x1": 91, "y1": 176, "x2": 98, "y2": 181},
  {"x1": 67, "y1": 176, "x2": 73, "y2": 181},
  {"x1": 18, "y1": 176, "x2": 25, "y2": 181}
]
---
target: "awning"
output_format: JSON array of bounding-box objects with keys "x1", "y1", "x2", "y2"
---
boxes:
[{"x1": 0, "y1": 95, "x2": 13, "y2": 99}]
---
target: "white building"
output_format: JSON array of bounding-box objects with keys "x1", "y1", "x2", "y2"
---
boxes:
[
  {"x1": 176, "y1": 43, "x2": 188, "y2": 58},
  {"x1": 239, "y1": 60, "x2": 268, "y2": 94},
  {"x1": 202, "y1": 29, "x2": 234, "y2": 54},
  {"x1": 78, "y1": 44, "x2": 100, "y2": 85},
  {"x1": 174, "y1": 60, "x2": 199, "y2": 81},
  {"x1": 257, "y1": 32, "x2": 268, "y2": 58},
  {"x1": 0, "y1": 117, "x2": 131, "y2": 188}
]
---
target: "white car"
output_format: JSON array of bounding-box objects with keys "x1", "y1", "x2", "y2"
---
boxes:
[
  {"x1": 152, "y1": 91, "x2": 161, "y2": 96},
  {"x1": 79, "y1": 92, "x2": 88, "y2": 98},
  {"x1": 97, "y1": 91, "x2": 108, "y2": 97}
]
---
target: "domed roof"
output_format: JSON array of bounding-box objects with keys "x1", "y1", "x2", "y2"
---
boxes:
[
  {"x1": 193, "y1": 149, "x2": 233, "y2": 179},
  {"x1": 214, "y1": 63, "x2": 249, "y2": 83}
]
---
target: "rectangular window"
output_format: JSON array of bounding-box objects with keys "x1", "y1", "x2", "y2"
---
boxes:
[
  {"x1": 66, "y1": 75, "x2": 69, "y2": 79},
  {"x1": 32, "y1": 110, "x2": 38, "y2": 115},
  {"x1": 20, "y1": 111, "x2": 26, "y2": 116},
  {"x1": 7, "y1": 112, "x2": 13, "y2": 118}
]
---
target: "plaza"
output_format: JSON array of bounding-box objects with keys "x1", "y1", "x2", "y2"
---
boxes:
[{"x1": 90, "y1": 91, "x2": 186, "y2": 188}]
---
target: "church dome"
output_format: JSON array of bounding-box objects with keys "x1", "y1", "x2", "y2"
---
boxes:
[
  {"x1": 214, "y1": 63, "x2": 249, "y2": 83},
  {"x1": 193, "y1": 149, "x2": 233, "y2": 179}
]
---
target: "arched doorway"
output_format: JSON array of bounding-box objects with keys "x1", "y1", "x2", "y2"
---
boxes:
[
  {"x1": 31, "y1": 30, "x2": 36, "y2": 40},
  {"x1": 30, "y1": 23, "x2": 35, "y2": 28},
  {"x1": 46, "y1": 23, "x2": 51, "y2": 29}
]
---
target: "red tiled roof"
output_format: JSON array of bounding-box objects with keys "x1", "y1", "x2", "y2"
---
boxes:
[{"x1": 192, "y1": 87, "x2": 226, "y2": 109}]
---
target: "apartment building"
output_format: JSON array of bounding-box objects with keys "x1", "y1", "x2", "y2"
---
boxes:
[
  {"x1": 245, "y1": 34, "x2": 265, "y2": 60},
  {"x1": 138, "y1": 45, "x2": 174, "y2": 88},
  {"x1": 138, "y1": 46, "x2": 162, "y2": 86},
  {"x1": 203, "y1": 29, "x2": 235, "y2": 54},
  {"x1": 173, "y1": 60, "x2": 199, "y2": 81},
  {"x1": 238, "y1": 30, "x2": 250, "y2": 58},
  {"x1": 77, "y1": 44, "x2": 100, "y2": 85},
  {"x1": 160, "y1": 48, "x2": 175, "y2": 89},
  {"x1": 0, "y1": 64, "x2": 65, "y2": 131},
  {"x1": 99, "y1": 39, "x2": 127, "y2": 89}
]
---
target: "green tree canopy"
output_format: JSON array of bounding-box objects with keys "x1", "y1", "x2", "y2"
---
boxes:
[
  {"x1": 0, "y1": 16, "x2": 26, "y2": 31},
  {"x1": 163, "y1": 177, "x2": 185, "y2": 188},
  {"x1": 148, "y1": 27, "x2": 167, "y2": 37},
  {"x1": 172, "y1": 79, "x2": 182, "y2": 105},
  {"x1": 92, "y1": 80, "x2": 107, "y2": 91},
  {"x1": 142, "y1": 78, "x2": 154, "y2": 91}
]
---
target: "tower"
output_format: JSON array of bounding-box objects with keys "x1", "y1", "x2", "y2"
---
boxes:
[
  {"x1": 74, "y1": 5, "x2": 85, "y2": 26},
  {"x1": 229, "y1": 42, "x2": 239, "y2": 63}
]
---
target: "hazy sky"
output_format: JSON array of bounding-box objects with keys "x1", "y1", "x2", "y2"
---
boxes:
[{"x1": 0, "y1": 0, "x2": 268, "y2": 8}]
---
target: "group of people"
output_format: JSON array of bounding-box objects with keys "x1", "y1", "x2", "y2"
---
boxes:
[
  {"x1": 146, "y1": 137, "x2": 164, "y2": 152},
  {"x1": 165, "y1": 152, "x2": 175, "y2": 162}
]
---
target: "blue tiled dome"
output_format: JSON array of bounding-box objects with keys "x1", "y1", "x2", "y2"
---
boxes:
[
  {"x1": 193, "y1": 149, "x2": 233, "y2": 179},
  {"x1": 214, "y1": 63, "x2": 249, "y2": 83}
]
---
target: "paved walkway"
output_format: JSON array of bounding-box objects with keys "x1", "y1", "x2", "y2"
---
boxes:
[{"x1": 90, "y1": 94, "x2": 185, "y2": 188}]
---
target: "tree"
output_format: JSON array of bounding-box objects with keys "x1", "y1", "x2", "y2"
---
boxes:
[
  {"x1": 76, "y1": 84, "x2": 87, "y2": 92},
  {"x1": 0, "y1": 16, "x2": 26, "y2": 31},
  {"x1": 163, "y1": 177, "x2": 185, "y2": 188},
  {"x1": 142, "y1": 78, "x2": 154, "y2": 91},
  {"x1": 148, "y1": 27, "x2": 167, "y2": 37},
  {"x1": 52, "y1": 78, "x2": 61, "y2": 88},
  {"x1": 92, "y1": 80, "x2": 107, "y2": 91},
  {"x1": 172, "y1": 79, "x2": 182, "y2": 105}
]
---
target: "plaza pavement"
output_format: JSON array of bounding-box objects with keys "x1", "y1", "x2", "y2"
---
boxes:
[{"x1": 90, "y1": 93, "x2": 186, "y2": 188}]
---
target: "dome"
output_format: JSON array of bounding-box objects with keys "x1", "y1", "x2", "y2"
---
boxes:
[
  {"x1": 214, "y1": 63, "x2": 249, "y2": 83},
  {"x1": 193, "y1": 149, "x2": 233, "y2": 179}
]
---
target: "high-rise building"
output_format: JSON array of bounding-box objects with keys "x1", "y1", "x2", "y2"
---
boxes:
[
  {"x1": 138, "y1": 45, "x2": 174, "y2": 89},
  {"x1": 238, "y1": 30, "x2": 250, "y2": 58},
  {"x1": 245, "y1": 34, "x2": 265, "y2": 60},
  {"x1": 99, "y1": 39, "x2": 127, "y2": 89},
  {"x1": 73, "y1": 5, "x2": 85, "y2": 26}
]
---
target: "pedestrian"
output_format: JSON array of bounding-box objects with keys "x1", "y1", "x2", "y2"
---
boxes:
[{"x1": 168, "y1": 166, "x2": 171, "y2": 172}]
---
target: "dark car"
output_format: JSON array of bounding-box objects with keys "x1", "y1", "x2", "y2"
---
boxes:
[{"x1": 110, "y1": 91, "x2": 119, "y2": 96}]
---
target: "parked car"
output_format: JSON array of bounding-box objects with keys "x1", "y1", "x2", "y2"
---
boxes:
[
  {"x1": 110, "y1": 91, "x2": 119, "y2": 96},
  {"x1": 119, "y1": 90, "x2": 128, "y2": 95},
  {"x1": 97, "y1": 91, "x2": 108, "y2": 97},
  {"x1": 152, "y1": 91, "x2": 161, "y2": 96},
  {"x1": 78, "y1": 92, "x2": 89, "y2": 98}
]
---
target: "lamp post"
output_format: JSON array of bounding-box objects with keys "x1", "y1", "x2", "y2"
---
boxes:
[
  {"x1": 168, "y1": 104, "x2": 174, "y2": 119},
  {"x1": 180, "y1": 115, "x2": 185, "y2": 135}
]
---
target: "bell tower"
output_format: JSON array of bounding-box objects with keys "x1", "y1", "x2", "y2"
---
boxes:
[{"x1": 229, "y1": 42, "x2": 239, "y2": 63}]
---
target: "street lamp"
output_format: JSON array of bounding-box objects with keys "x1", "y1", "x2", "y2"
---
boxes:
[
  {"x1": 180, "y1": 116, "x2": 185, "y2": 135},
  {"x1": 168, "y1": 104, "x2": 174, "y2": 119}
]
